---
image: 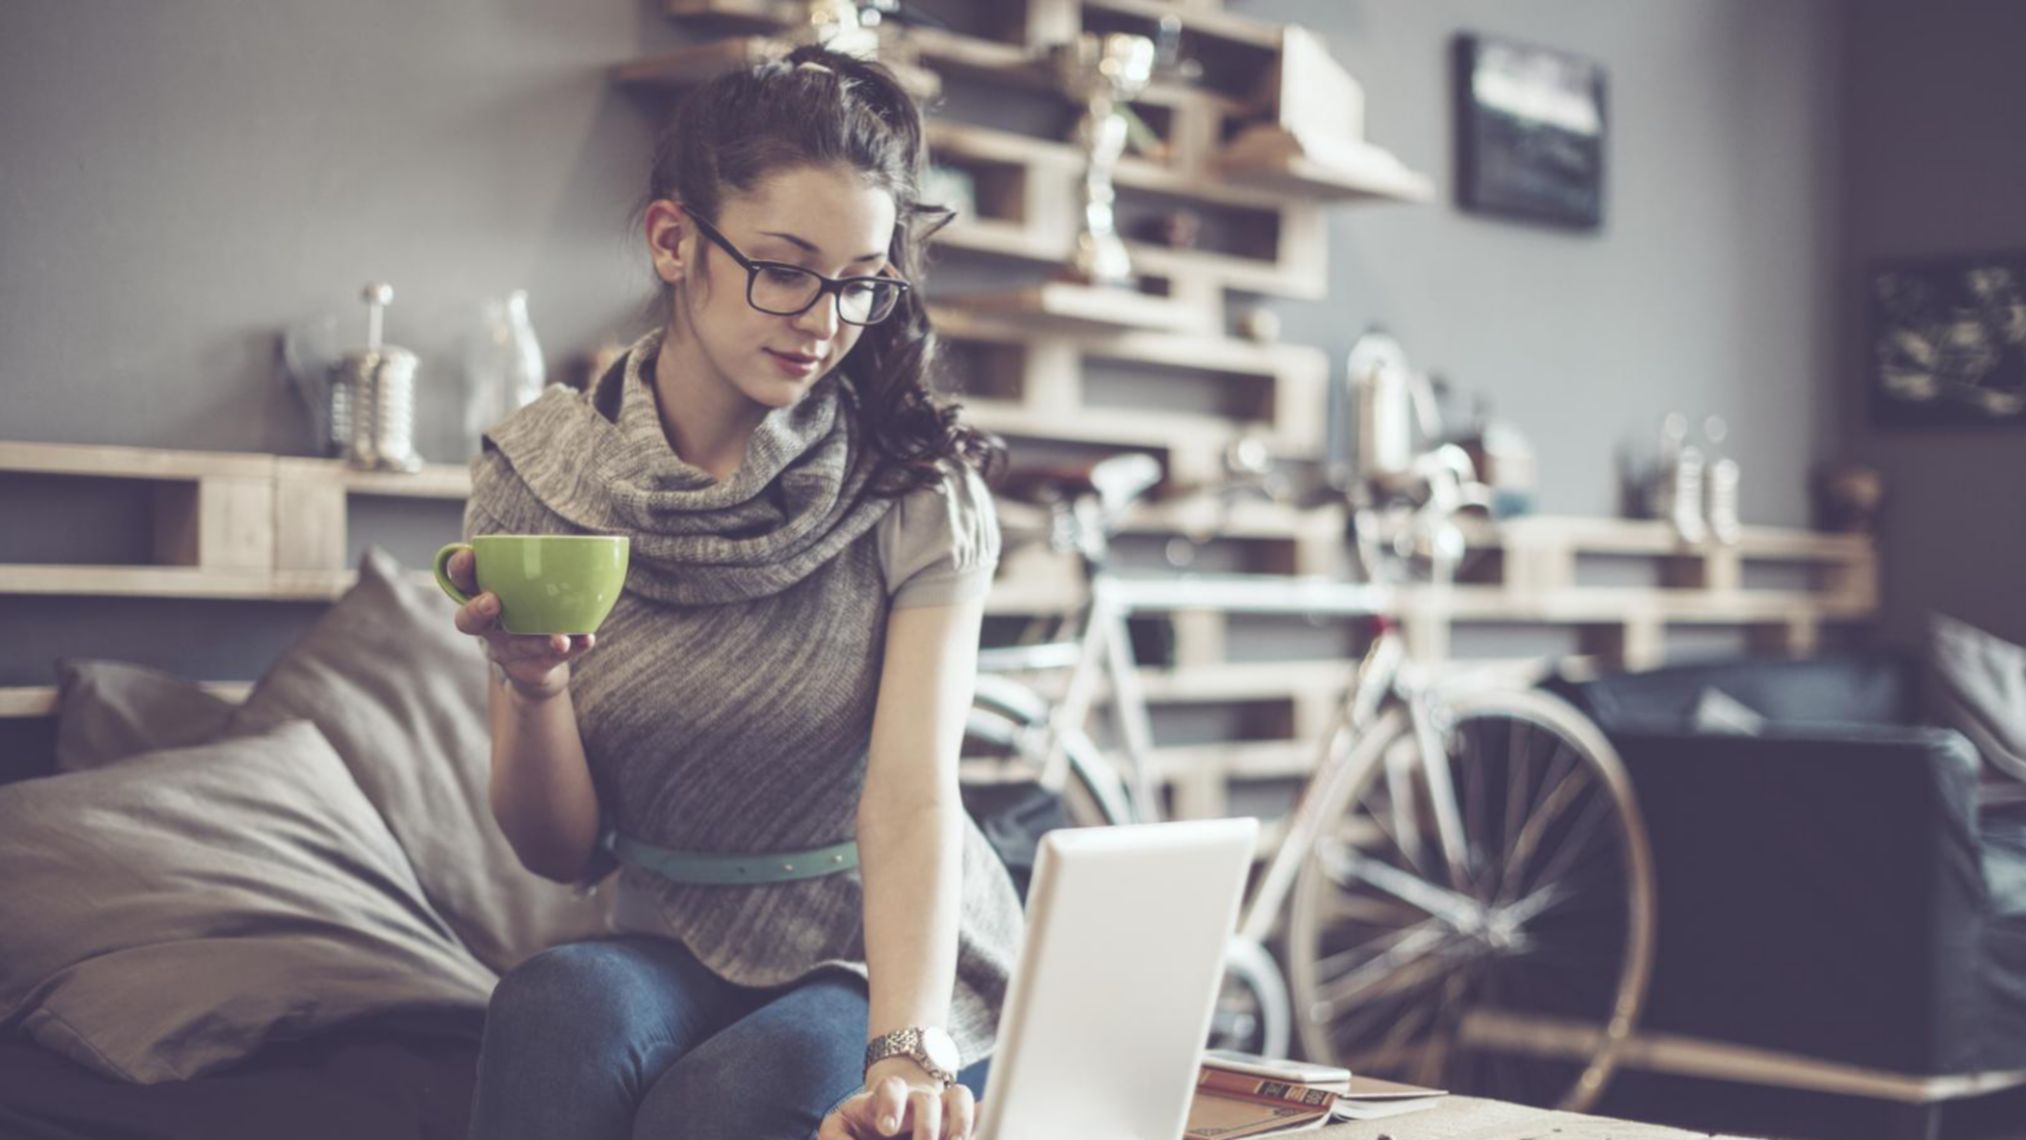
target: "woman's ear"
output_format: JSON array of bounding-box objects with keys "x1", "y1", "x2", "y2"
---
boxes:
[{"x1": 646, "y1": 200, "x2": 687, "y2": 285}]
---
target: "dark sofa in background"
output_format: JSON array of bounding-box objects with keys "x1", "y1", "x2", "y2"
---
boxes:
[{"x1": 1550, "y1": 653, "x2": 2026, "y2": 1138}]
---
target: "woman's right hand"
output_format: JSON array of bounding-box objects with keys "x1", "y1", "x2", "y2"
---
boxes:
[{"x1": 445, "y1": 548, "x2": 597, "y2": 701}]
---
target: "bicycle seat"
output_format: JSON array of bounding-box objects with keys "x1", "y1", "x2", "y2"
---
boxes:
[{"x1": 999, "y1": 453, "x2": 1163, "y2": 514}]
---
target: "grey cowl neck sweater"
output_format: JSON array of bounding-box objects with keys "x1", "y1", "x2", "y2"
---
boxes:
[{"x1": 483, "y1": 326, "x2": 896, "y2": 606}]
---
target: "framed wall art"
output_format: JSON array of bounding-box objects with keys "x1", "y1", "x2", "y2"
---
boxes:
[
  {"x1": 1869, "y1": 252, "x2": 2026, "y2": 429},
  {"x1": 1454, "y1": 33, "x2": 1607, "y2": 230}
]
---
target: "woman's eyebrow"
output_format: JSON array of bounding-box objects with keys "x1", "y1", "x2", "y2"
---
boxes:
[{"x1": 758, "y1": 230, "x2": 884, "y2": 264}]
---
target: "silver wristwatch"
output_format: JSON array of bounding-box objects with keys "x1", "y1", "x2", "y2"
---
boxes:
[{"x1": 863, "y1": 1025, "x2": 961, "y2": 1088}]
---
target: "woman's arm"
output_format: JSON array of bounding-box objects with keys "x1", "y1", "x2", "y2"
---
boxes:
[
  {"x1": 856, "y1": 596, "x2": 988, "y2": 1079},
  {"x1": 487, "y1": 673, "x2": 604, "y2": 885},
  {"x1": 457, "y1": 490, "x2": 604, "y2": 886}
]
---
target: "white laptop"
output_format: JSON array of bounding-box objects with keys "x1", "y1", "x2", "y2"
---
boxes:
[{"x1": 975, "y1": 817, "x2": 1259, "y2": 1140}]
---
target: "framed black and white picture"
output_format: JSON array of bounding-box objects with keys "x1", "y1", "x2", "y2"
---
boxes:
[
  {"x1": 1869, "y1": 252, "x2": 2026, "y2": 429},
  {"x1": 1454, "y1": 34, "x2": 1607, "y2": 230}
]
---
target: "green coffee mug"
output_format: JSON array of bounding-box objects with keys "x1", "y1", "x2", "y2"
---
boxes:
[{"x1": 433, "y1": 535, "x2": 630, "y2": 635}]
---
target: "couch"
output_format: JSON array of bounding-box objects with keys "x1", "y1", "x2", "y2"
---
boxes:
[
  {"x1": 1546, "y1": 647, "x2": 2026, "y2": 1138},
  {"x1": 0, "y1": 550, "x2": 616, "y2": 1140}
]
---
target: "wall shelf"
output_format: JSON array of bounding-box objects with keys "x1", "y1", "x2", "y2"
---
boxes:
[{"x1": 941, "y1": 281, "x2": 1208, "y2": 333}]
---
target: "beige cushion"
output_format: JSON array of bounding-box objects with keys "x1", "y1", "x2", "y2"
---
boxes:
[
  {"x1": 0, "y1": 720, "x2": 496, "y2": 1084},
  {"x1": 1930, "y1": 613, "x2": 2026, "y2": 783},
  {"x1": 53, "y1": 658, "x2": 237, "y2": 772},
  {"x1": 227, "y1": 547, "x2": 612, "y2": 972}
]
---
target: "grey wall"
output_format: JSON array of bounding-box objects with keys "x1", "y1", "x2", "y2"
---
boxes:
[
  {"x1": 1238, "y1": 0, "x2": 1845, "y2": 526},
  {"x1": 0, "y1": 0, "x2": 680, "y2": 461},
  {"x1": 1840, "y1": 0, "x2": 2026, "y2": 651},
  {"x1": 2, "y1": 0, "x2": 1853, "y2": 689}
]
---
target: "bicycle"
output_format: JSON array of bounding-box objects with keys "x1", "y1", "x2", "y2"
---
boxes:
[{"x1": 958, "y1": 442, "x2": 1657, "y2": 1113}]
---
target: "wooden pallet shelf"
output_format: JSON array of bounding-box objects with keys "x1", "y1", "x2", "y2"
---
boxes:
[
  {"x1": 0, "y1": 444, "x2": 1874, "y2": 679},
  {"x1": 612, "y1": 35, "x2": 941, "y2": 99},
  {"x1": 0, "y1": 565, "x2": 428, "y2": 602},
  {"x1": 942, "y1": 281, "x2": 1208, "y2": 333},
  {"x1": 934, "y1": 219, "x2": 1321, "y2": 300}
]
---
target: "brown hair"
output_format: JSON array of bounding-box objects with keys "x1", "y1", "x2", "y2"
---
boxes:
[{"x1": 635, "y1": 43, "x2": 1003, "y2": 495}]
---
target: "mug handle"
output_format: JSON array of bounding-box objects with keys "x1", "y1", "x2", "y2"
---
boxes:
[{"x1": 433, "y1": 542, "x2": 475, "y2": 606}]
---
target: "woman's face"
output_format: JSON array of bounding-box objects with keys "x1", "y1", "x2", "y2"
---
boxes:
[{"x1": 649, "y1": 164, "x2": 899, "y2": 411}]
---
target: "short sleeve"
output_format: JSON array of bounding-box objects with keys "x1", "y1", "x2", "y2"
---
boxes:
[{"x1": 878, "y1": 462, "x2": 1003, "y2": 609}]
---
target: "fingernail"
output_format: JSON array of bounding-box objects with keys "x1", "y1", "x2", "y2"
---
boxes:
[{"x1": 879, "y1": 1116, "x2": 897, "y2": 1134}]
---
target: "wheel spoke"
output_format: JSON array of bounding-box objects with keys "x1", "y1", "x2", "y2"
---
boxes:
[
  {"x1": 1494, "y1": 744, "x2": 1589, "y2": 906},
  {"x1": 1309, "y1": 922, "x2": 1452, "y2": 1019},
  {"x1": 1458, "y1": 737, "x2": 1495, "y2": 900},
  {"x1": 1321, "y1": 842, "x2": 1486, "y2": 929},
  {"x1": 1381, "y1": 737, "x2": 1432, "y2": 880},
  {"x1": 1312, "y1": 883, "x2": 1428, "y2": 930},
  {"x1": 1513, "y1": 786, "x2": 1619, "y2": 905}
]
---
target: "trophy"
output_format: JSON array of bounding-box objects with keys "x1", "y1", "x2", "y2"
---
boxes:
[
  {"x1": 799, "y1": 0, "x2": 879, "y2": 59},
  {"x1": 1049, "y1": 33, "x2": 1157, "y2": 288}
]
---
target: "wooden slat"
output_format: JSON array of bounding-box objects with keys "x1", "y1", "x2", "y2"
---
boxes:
[
  {"x1": 0, "y1": 440, "x2": 274, "y2": 481},
  {"x1": 932, "y1": 304, "x2": 1324, "y2": 377},
  {"x1": 273, "y1": 457, "x2": 471, "y2": 500},
  {"x1": 0, "y1": 565, "x2": 295, "y2": 600},
  {"x1": 982, "y1": 578, "x2": 1878, "y2": 627},
  {"x1": 614, "y1": 37, "x2": 940, "y2": 100},
  {"x1": 0, "y1": 566, "x2": 440, "y2": 601},
  {"x1": 933, "y1": 217, "x2": 1319, "y2": 299},
  {"x1": 1080, "y1": 0, "x2": 1285, "y2": 52},
  {"x1": 943, "y1": 282, "x2": 1210, "y2": 334},
  {"x1": 902, "y1": 26, "x2": 1242, "y2": 115}
]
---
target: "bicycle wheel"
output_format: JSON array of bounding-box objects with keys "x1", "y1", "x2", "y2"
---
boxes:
[
  {"x1": 1285, "y1": 688, "x2": 1655, "y2": 1113},
  {"x1": 961, "y1": 701, "x2": 1126, "y2": 828}
]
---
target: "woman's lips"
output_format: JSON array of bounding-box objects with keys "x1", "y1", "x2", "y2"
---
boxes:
[{"x1": 764, "y1": 348, "x2": 820, "y2": 377}]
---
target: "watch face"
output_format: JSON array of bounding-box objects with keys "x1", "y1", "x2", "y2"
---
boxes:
[{"x1": 920, "y1": 1027, "x2": 961, "y2": 1074}]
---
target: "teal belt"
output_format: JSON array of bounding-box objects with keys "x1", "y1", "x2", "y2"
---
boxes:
[{"x1": 604, "y1": 831, "x2": 860, "y2": 886}]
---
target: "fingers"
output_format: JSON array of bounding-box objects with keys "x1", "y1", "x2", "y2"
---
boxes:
[
  {"x1": 942, "y1": 1084, "x2": 975, "y2": 1140},
  {"x1": 816, "y1": 1098, "x2": 858, "y2": 1140},
  {"x1": 872, "y1": 1077, "x2": 910, "y2": 1136},
  {"x1": 541, "y1": 633, "x2": 597, "y2": 658},
  {"x1": 447, "y1": 549, "x2": 478, "y2": 594},
  {"x1": 909, "y1": 1088, "x2": 942, "y2": 1140},
  {"x1": 453, "y1": 592, "x2": 500, "y2": 636}
]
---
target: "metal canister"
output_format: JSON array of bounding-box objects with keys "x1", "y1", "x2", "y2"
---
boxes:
[{"x1": 338, "y1": 283, "x2": 423, "y2": 473}]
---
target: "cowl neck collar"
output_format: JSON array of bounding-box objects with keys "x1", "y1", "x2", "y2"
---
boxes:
[{"x1": 482, "y1": 327, "x2": 894, "y2": 605}]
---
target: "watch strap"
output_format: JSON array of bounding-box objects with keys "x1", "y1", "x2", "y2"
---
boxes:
[{"x1": 863, "y1": 1027, "x2": 957, "y2": 1087}]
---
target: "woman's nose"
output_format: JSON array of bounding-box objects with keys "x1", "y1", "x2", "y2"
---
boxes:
[{"x1": 791, "y1": 291, "x2": 841, "y2": 340}]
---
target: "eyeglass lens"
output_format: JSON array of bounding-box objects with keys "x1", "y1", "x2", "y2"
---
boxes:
[{"x1": 749, "y1": 266, "x2": 902, "y2": 325}]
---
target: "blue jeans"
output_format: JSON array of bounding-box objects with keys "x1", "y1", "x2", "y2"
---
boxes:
[{"x1": 468, "y1": 936, "x2": 991, "y2": 1140}]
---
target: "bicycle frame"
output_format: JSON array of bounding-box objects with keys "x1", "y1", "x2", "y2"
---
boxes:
[{"x1": 975, "y1": 567, "x2": 1457, "y2": 947}]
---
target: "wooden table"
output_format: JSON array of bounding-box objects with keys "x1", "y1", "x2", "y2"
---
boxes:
[{"x1": 1313, "y1": 1095, "x2": 1759, "y2": 1139}]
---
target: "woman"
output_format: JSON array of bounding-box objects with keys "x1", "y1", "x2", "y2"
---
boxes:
[{"x1": 444, "y1": 44, "x2": 1021, "y2": 1140}]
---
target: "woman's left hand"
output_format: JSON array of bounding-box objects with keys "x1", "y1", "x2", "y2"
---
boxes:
[{"x1": 817, "y1": 1064, "x2": 975, "y2": 1140}]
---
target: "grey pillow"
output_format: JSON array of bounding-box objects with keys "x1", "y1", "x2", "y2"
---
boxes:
[
  {"x1": 1929, "y1": 613, "x2": 2026, "y2": 782},
  {"x1": 0, "y1": 719, "x2": 497, "y2": 1084},
  {"x1": 227, "y1": 546, "x2": 612, "y2": 973},
  {"x1": 52, "y1": 658, "x2": 237, "y2": 772}
]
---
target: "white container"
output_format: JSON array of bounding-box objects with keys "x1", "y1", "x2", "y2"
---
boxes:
[{"x1": 462, "y1": 289, "x2": 548, "y2": 454}]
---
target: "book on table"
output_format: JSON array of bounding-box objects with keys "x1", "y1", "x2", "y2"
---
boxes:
[
  {"x1": 1328, "y1": 1074, "x2": 1450, "y2": 1121},
  {"x1": 1185, "y1": 1066, "x2": 1336, "y2": 1139},
  {"x1": 1185, "y1": 1063, "x2": 1451, "y2": 1137}
]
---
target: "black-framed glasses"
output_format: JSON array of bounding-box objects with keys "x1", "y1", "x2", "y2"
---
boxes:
[{"x1": 686, "y1": 211, "x2": 910, "y2": 327}]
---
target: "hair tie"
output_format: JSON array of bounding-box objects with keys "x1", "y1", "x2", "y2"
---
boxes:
[{"x1": 795, "y1": 60, "x2": 834, "y2": 75}]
